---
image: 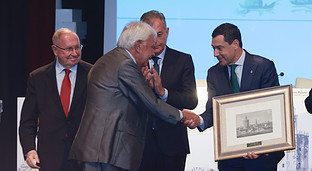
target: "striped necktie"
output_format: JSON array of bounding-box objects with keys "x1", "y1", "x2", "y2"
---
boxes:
[{"x1": 152, "y1": 56, "x2": 160, "y2": 74}]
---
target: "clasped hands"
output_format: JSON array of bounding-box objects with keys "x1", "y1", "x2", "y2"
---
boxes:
[
  {"x1": 141, "y1": 66, "x2": 165, "y2": 97},
  {"x1": 141, "y1": 66, "x2": 200, "y2": 128},
  {"x1": 181, "y1": 109, "x2": 201, "y2": 128}
]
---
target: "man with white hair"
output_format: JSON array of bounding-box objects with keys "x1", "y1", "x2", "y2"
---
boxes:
[{"x1": 69, "y1": 21, "x2": 200, "y2": 171}]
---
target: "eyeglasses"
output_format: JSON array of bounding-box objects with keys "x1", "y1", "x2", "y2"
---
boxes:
[{"x1": 54, "y1": 44, "x2": 83, "y2": 53}]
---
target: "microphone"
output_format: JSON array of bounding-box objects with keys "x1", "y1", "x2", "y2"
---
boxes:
[{"x1": 279, "y1": 72, "x2": 284, "y2": 77}]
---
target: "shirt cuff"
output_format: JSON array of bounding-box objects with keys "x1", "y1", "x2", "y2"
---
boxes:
[
  {"x1": 159, "y1": 88, "x2": 168, "y2": 102},
  {"x1": 198, "y1": 115, "x2": 205, "y2": 130},
  {"x1": 179, "y1": 110, "x2": 183, "y2": 120}
]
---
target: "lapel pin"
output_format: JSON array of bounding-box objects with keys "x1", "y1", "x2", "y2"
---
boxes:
[{"x1": 250, "y1": 70, "x2": 253, "y2": 74}]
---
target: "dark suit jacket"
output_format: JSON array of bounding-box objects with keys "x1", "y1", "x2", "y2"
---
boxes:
[
  {"x1": 69, "y1": 47, "x2": 181, "y2": 170},
  {"x1": 19, "y1": 60, "x2": 92, "y2": 171},
  {"x1": 305, "y1": 89, "x2": 312, "y2": 113},
  {"x1": 200, "y1": 50, "x2": 284, "y2": 166},
  {"x1": 148, "y1": 46, "x2": 198, "y2": 156}
]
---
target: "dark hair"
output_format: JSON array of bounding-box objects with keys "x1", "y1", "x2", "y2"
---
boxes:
[
  {"x1": 140, "y1": 10, "x2": 167, "y2": 29},
  {"x1": 212, "y1": 23, "x2": 242, "y2": 48}
]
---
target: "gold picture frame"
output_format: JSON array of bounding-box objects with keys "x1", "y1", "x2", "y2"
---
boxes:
[{"x1": 213, "y1": 84, "x2": 295, "y2": 161}]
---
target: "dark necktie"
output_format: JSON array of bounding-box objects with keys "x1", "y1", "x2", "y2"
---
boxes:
[
  {"x1": 60, "y1": 69, "x2": 71, "y2": 117},
  {"x1": 230, "y1": 65, "x2": 240, "y2": 93},
  {"x1": 152, "y1": 56, "x2": 160, "y2": 74},
  {"x1": 151, "y1": 56, "x2": 160, "y2": 131}
]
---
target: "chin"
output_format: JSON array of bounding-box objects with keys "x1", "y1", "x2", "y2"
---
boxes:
[
  {"x1": 219, "y1": 61, "x2": 227, "y2": 66},
  {"x1": 154, "y1": 48, "x2": 163, "y2": 55}
]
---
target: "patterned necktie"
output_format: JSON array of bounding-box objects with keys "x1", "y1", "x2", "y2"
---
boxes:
[
  {"x1": 152, "y1": 56, "x2": 160, "y2": 74},
  {"x1": 60, "y1": 69, "x2": 71, "y2": 117},
  {"x1": 151, "y1": 56, "x2": 160, "y2": 131},
  {"x1": 230, "y1": 65, "x2": 240, "y2": 93}
]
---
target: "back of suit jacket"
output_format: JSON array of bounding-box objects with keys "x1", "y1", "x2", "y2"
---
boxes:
[
  {"x1": 69, "y1": 47, "x2": 181, "y2": 170},
  {"x1": 19, "y1": 60, "x2": 92, "y2": 170},
  {"x1": 152, "y1": 46, "x2": 198, "y2": 156}
]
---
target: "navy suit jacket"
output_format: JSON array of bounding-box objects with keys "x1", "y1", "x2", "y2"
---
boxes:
[
  {"x1": 200, "y1": 50, "x2": 284, "y2": 165},
  {"x1": 19, "y1": 60, "x2": 92, "y2": 171},
  {"x1": 149, "y1": 46, "x2": 198, "y2": 156}
]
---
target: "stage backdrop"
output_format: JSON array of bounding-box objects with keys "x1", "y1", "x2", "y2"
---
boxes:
[
  {"x1": 17, "y1": 88, "x2": 311, "y2": 170},
  {"x1": 116, "y1": 0, "x2": 312, "y2": 86}
]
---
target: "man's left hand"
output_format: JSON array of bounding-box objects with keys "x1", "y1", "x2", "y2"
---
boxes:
[{"x1": 243, "y1": 152, "x2": 269, "y2": 159}]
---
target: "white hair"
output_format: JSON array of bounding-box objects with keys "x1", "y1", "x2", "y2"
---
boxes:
[{"x1": 117, "y1": 21, "x2": 157, "y2": 49}]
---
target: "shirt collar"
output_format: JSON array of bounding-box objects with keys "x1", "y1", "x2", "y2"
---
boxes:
[
  {"x1": 124, "y1": 48, "x2": 136, "y2": 64},
  {"x1": 157, "y1": 46, "x2": 166, "y2": 61},
  {"x1": 235, "y1": 50, "x2": 245, "y2": 66}
]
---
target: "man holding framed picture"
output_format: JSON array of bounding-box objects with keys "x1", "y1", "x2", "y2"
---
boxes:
[{"x1": 183, "y1": 23, "x2": 285, "y2": 170}]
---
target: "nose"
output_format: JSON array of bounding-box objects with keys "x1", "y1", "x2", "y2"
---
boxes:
[
  {"x1": 70, "y1": 48, "x2": 79, "y2": 56},
  {"x1": 214, "y1": 49, "x2": 219, "y2": 57}
]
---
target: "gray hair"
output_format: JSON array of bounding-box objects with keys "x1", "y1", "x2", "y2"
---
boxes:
[
  {"x1": 140, "y1": 10, "x2": 167, "y2": 29},
  {"x1": 117, "y1": 21, "x2": 157, "y2": 49}
]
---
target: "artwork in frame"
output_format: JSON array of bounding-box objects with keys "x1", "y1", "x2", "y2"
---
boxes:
[{"x1": 212, "y1": 84, "x2": 295, "y2": 161}]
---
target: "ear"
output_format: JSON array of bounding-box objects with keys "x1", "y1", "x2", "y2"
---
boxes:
[
  {"x1": 232, "y1": 39, "x2": 239, "y2": 49},
  {"x1": 51, "y1": 45, "x2": 58, "y2": 56},
  {"x1": 134, "y1": 40, "x2": 143, "y2": 53},
  {"x1": 165, "y1": 27, "x2": 169, "y2": 38}
]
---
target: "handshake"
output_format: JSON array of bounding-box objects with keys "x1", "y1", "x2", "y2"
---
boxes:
[{"x1": 181, "y1": 109, "x2": 201, "y2": 129}]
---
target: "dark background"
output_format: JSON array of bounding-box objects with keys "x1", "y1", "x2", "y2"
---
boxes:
[{"x1": 0, "y1": 0, "x2": 104, "y2": 170}]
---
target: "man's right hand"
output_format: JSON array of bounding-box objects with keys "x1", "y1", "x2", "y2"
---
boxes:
[
  {"x1": 181, "y1": 109, "x2": 200, "y2": 129},
  {"x1": 141, "y1": 66, "x2": 154, "y2": 89},
  {"x1": 26, "y1": 150, "x2": 40, "y2": 169}
]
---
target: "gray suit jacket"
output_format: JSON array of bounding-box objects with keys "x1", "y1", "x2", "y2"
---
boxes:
[{"x1": 69, "y1": 47, "x2": 180, "y2": 170}]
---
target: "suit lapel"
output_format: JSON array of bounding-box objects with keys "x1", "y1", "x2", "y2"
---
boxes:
[
  {"x1": 219, "y1": 65, "x2": 233, "y2": 93},
  {"x1": 46, "y1": 61, "x2": 65, "y2": 116},
  {"x1": 68, "y1": 61, "x2": 88, "y2": 118},
  {"x1": 161, "y1": 46, "x2": 174, "y2": 79},
  {"x1": 241, "y1": 51, "x2": 256, "y2": 91}
]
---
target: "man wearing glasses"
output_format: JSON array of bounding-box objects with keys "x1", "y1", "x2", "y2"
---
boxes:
[{"x1": 19, "y1": 28, "x2": 92, "y2": 171}]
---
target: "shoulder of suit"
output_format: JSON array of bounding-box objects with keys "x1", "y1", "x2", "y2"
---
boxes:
[
  {"x1": 246, "y1": 52, "x2": 273, "y2": 64},
  {"x1": 29, "y1": 60, "x2": 55, "y2": 77},
  {"x1": 166, "y1": 46, "x2": 191, "y2": 57},
  {"x1": 98, "y1": 47, "x2": 129, "y2": 62}
]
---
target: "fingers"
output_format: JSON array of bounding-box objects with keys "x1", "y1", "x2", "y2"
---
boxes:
[
  {"x1": 142, "y1": 67, "x2": 151, "y2": 79},
  {"x1": 243, "y1": 152, "x2": 259, "y2": 159},
  {"x1": 141, "y1": 66, "x2": 151, "y2": 77},
  {"x1": 141, "y1": 66, "x2": 155, "y2": 88},
  {"x1": 151, "y1": 67, "x2": 165, "y2": 96},
  {"x1": 26, "y1": 150, "x2": 40, "y2": 169},
  {"x1": 181, "y1": 109, "x2": 200, "y2": 129},
  {"x1": 182, "y1": 119, "x2": 198, "y2": 129}
]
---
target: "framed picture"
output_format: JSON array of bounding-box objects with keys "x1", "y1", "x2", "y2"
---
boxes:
[{"x1": 212, "y1": 84, "x2": 295, "y2": 161}]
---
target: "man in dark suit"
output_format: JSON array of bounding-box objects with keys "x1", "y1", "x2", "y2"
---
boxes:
[
  {"x1": 19, "y1": 28, "x2": 92, "y2": 171},
  {"x1": 69, "y1": 21, "x2": 200, "y2": 171},
  {"x1": 138, "y1": 10, "x2": 198, "y2": 171},
  {"x1": 184, "y1": 23, "x2": 284, "y2": 170}
]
